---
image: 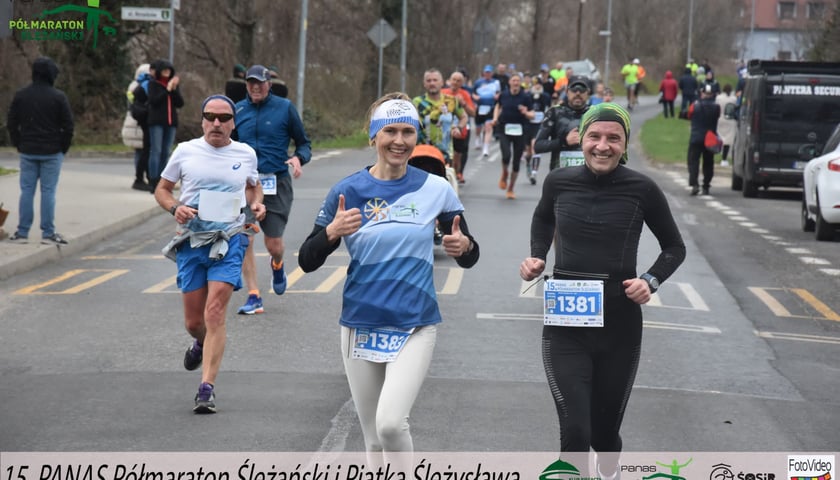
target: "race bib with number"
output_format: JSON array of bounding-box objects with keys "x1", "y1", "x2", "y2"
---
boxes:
[
  {"x1": 478, "y1": 104, "x2": 492, "y2": 115},
  {"x1": 351, "y1": 326, "x2": 415, "y2": 363},
  {"x1": 197, "y1": 189, "x2": 241, "y2": 223},
  {"x1": 544, "y1": 279, "x2": 604, "y2": 327},
  {"x1": 259, "y1": 173, "x2": 277, "y2": 195},
  {"x1": 559, "y1": 150, "x2": 586, "y2": 168},
  {"x1": 504, "y1": 123, "x2": 523, "y2": 136},
  {"x1": 531, "y1": 111, "x2": 545, "y2": 124}
]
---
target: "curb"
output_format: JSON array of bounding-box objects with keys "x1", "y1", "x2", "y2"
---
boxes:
[{"x1": 0, "y1": 205, "x2": 161, "y2": 281}]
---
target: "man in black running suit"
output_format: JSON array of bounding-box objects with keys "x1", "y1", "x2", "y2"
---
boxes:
[{"x1": 519, "y1": 102, "x2": 685, "y2": 476}]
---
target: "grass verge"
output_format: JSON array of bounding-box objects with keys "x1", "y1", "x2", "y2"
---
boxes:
[{"x1": 639, "y1": 113, "x2": 691, "y2": 165}]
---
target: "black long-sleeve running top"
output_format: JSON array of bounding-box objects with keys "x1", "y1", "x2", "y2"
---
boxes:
[{"x1": 530, "y1": 164, "x2": 686, "y2": 285}]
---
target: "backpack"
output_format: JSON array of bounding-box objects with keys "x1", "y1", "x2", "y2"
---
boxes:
[{"x1": 129, "y1": 85, "x2": 149, "y2": 124}]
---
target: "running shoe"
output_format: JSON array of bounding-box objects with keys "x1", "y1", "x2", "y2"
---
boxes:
[
  {"x1": 131, "y1": 180, "x2": 149, "y2": 191},
  {"x1": 456, "y1": 173, "x2": 465, "y2": 184},
  {"x1": 529, "y1": 171, "x2": 537, "y2": 185},
  {"x1": 271, "y1": 259, "x2": 287, "y2": 295},
  {"x1": 506, "y1": 191, "x2": 516, "y2": 199},
  {"x1": 237, "y1": 294, "x2": 264, "y2": 315},
  {"x1": 193, "y1": 382, "x2": 216, "y2": 414},
  {"x1": 183, "y1": 340, "x2": 203, "y2": 371},
  {"x1": 41, "y1": 233, "x2": 68, "y2": 245},
  {"x1": 8, "y1": 232, "x2": 27, "y2": 243},
  {"x1": 498, "y1": 172, "x2": 507, "y2": 190}
]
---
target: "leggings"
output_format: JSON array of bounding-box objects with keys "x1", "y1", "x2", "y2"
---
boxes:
[
  {"x1": 542, "y1": 293, "x2": 642, "y2": 460},
  {"x1": 499, "y1": 133, "x2": 526, "y2": 172},
  {"x1": 341, "y1": 324, "x2": 437, "y2": 453}
]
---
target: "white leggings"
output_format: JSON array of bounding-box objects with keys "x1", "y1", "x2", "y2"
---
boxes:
[{"x1": 340, "y1": 324, "x2": 437, "y2": 453}]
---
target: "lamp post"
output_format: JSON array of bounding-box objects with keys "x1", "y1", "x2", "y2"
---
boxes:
[
  {"x1": 687, "y1": 0, "x2": 694, "y2": 63},
  {"x1": 576, "y1": 0, "x2": 586, "y2": 59}
]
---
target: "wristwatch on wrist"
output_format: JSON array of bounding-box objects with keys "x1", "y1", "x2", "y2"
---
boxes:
[
  {"x1": 640, "y1": 273, "x2": 660, "y2": 293},
  {"x1": 169, "y1": 204, "x2": 179, "y2": 216}
]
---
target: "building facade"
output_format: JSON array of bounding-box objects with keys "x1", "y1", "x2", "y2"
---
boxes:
[{"x1": 736, "y1": 0, "x2": 837, "y2": 60}]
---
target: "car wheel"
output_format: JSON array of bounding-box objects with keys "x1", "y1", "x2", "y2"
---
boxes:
[
  {"x1": 802, "y1": 198, "x2": 815, "y2": 232},
  {"x1": 731, "y1": 169, "x2": 743, "y2": 191},
  {"x1": 743, "y1": 180, "x2": 758, "y2": 198},
  {"x1": 815, "y1": 194, "x2": 836, "y2": 241}
]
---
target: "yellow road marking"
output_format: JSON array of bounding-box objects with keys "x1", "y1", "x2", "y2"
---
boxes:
[
  {"x1": 14, "y1": 269, "x2": 129, "y2": 295},
  {"x1": 15, "y1": 270, "x2": 86, "y2": 294},
  {"x1": 313, "y1": 267, "x2": 347, "y2": 293},
  {"x1": 143, "y1": 275, "x2": 178, "y2": 293},
  {"x1": 791, "y1": 288, "x2": 840, "y2": 321}
]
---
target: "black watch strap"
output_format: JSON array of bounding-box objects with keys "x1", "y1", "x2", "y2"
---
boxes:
[{"x1": 640, "y1": 273, "x2": 660, "y2": 293}]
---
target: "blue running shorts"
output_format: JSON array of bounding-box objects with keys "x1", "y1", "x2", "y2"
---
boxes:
[{"x1": 176, "y1": 233, "x2": 249, "y2": 293}]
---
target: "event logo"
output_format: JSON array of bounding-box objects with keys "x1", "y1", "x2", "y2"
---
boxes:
[
  {"x1": 539, "y1": 459, "x2": 597, "y2": 480},
  {"x1": 643, "y1": 458, "x2": 694, "y2": 480},
  {"x1": 8, "y1": 0, "x2": 117, "y2": 48},
  {"x1": 788, "y1": 455, "x2": 834, "y2": 480},
  {"x1": 709, "y1": 464, "x2": 734, "y2": 480}
]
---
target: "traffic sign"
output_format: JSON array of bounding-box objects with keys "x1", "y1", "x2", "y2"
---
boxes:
[
  {"x1": 121, "y1": 7, "x2": 172, "y2": 22},
  {"x1": 366, "y1": 19, "x2": 397, "y2": 48}
]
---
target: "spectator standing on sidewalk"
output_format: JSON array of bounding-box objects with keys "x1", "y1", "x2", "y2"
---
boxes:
[
  {"x1": 155, "y1": 94, "x2": 266, "y2": 413},
  {"x1": 147, "y1": 59, "x2": 184, "y2": 193},
  {"x1": 686, "y1": 84, "x2": 721, "y2": 196},
  {"x1": 6, "y1": 56, "x2": 74, "y2": 245},
  {"x1": 658, "y1": 70, "x2": 679, "y2": 118},
  {"x1": 233, "y1": 65, "x2": 312, "y2": 315},
  {"x1": 122, "y1": 63, "x2": 152, "y2": 191}
]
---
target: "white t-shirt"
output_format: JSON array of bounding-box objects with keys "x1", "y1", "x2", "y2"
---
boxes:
[{"x1": 161, "y1": 137, "x2": 259, "y2": 232}]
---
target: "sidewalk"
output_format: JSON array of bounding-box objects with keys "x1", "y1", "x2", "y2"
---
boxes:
[{"x1": 0, "y1": 153, "x2": 162, "y2": 281}]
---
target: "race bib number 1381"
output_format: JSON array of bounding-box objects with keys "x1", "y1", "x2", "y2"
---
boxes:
[{"x1": 544, "y1": 279, "x2": 604, "y2": 327}]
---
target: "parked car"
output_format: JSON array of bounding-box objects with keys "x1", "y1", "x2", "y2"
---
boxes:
[
  {"x1": 732, "y1": 60, "x2": 840, "y2": 198},
  {"x1": 802, "y1": 122, "x2": 840, "y2": 241},
  {"x1": 562, "y1": 59, "x2": 601, "y2": 83}
]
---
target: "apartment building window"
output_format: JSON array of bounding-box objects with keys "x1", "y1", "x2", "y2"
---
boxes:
[
  {"x1": 778, "y1": 1, "x2": 797, "y2": 19},
  {"x1": 808, "y1": 2, "x2": 826, "y2": 18}
]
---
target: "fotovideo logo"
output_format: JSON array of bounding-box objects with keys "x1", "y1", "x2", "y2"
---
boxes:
[{"x1": 788, "y1": 455, "x2": 834, "y2": 480}]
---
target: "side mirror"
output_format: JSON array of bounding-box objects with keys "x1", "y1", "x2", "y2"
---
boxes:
[{"x1": 724, "y1": 102, "x2": 737, "y2": 119}]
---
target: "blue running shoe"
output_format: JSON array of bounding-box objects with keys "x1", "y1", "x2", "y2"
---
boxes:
[
  {"x1": 183, "y1": 340, "x2": 203, "y2": 371},
  {"x1": 237, "y1": 294, "x2": 264, "y2": 315},
  {"x1": 271, "y1": 260, "x2": 287, "y2": 295},
  {"x1": 193, "y1": 382, "x2": 216, "y2": 414}
]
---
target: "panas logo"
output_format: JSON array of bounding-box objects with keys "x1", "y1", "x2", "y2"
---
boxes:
[
  {"x1": 644, "y1": 458, "x2": 694, "y2": 480},
  {"x1": 8, "y1": 0, "x2": 117, "y2": 48}
]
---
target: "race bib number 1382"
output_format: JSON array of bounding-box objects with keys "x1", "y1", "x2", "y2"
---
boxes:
[{"x1": 351, "y1": 326, "x2": 415, "y2": 363}]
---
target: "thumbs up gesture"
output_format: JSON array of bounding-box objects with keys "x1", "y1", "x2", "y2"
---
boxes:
[
  {"x1": 442, "y1": 215, "x2": 471, "y2": 258},
  {"x1": 326, "y1": 194, "x2": 362, "y2": 242}
]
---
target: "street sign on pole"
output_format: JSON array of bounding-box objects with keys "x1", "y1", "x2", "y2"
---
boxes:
[
  {"x1": 367, "y1": 19, "x2": 397, "y2": 99},
  {"x1": 121, "y1": 7, "x2": 172, "y2": 22},
  {"x1": 367, "y1": 19, "x2": 397, "y2": 48}
]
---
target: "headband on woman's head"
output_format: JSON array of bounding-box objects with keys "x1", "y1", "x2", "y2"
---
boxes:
[
  {"x1": 201, "y1": 94, "x2": 237, "y2": 117},
  {"x1": 369, "y1": 99, "x2": 421, "y2": 140},
  {"x1": 579, "y1": 102, "x2": 631, "y2": 164}
]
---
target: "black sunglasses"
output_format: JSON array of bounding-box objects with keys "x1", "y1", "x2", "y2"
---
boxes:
[
  {"x1": 202, "y1": 112, "x2": 234, "y2": 122},
  {"x1": 569, "y1": 85, "x2": 589, "y2": 94}
]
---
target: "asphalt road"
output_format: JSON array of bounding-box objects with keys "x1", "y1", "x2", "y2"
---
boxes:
[{"x1": 1, "y1": 101, "x2": 838, "y2": 453}]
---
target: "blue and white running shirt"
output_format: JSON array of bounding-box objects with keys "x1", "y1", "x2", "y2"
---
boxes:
[{"x1": 315, "y1": 166, "x2": 463, "y2": 329}]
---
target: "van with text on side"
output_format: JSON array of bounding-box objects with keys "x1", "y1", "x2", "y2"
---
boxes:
[{"x1": 731, "y1": 59, "x2": 840, "y2": 198}]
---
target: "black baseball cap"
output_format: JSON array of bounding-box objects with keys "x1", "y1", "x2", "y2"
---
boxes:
[{"x1": 245, "y1": 65, "x2": 270, "y2": 82}]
